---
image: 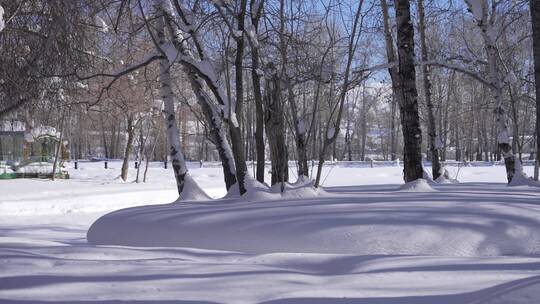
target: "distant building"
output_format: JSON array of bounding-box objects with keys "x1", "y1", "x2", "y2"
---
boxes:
[{"x1": 0, "y1": 119, "x2": 61, "y2": 165}]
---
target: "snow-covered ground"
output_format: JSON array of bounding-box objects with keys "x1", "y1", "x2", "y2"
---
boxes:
[{"x1": 1, "y1": 161, "x2": 540, "y2": 303}]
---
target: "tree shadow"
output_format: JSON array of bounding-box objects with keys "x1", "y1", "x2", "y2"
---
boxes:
[{"x1": 258, "y1": 275, "x2": 540, "y2": 304}]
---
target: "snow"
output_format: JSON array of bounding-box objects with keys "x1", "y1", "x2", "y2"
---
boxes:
[
  {"x1": 435, "y1": 136, "x2": 444, "y2": 149},
  {"x1": 467, "y1": 0, "x2": 484, "y2": 22},
  {"x1": 96, "y1": 16, "x2": 109, "y2": 33},
  {"x1": 232, "y1": 29, "x2": 243, "y2": 38},
  {"x1": 75, "y1": 81, "x2": 88, "y2": 89},
  {"x1": 2, "y1": 162, "x2": 540, "y2": 303},
  {"x1": 230, "y1": 111, "x2": 239, "y2": 128},
  {"x1": 163, "y1": 42, "x2": 179, "y2": 63},
  {"x1": 297, "y1": 120, "x2": 306, "y2": 135},
  {"x1": 177, "y1": 173, "x2": 211, "y2": 201},
  {"x1": 13, "y1": 162, "x2": 61, "y2": 174},
  {"x1": 326, "y1": 127, "x2": 335, "y2": 139},
  {"x1": 397, "y1": 178, "x2": 435, "y2": 192},
  {"x1": 246, "y1": 24, "x2": 259, "y2": 47},
  {"x1": 497, "y1": 129, "x2": 510, "y2": 144},
  {"x1": 506, "y1": 70, "x2": 518, "y2": 85},
  {"x1": 435, "y1": 167, "x2": 460, "y2": 184},
  {"x1": 27, "y1": 125, "x2": 60, "y2": 142},
  {"x1": 0, "y1": 120, "x2": 24, "y2": 132},
  {"x1": 509, "y1": 162, "x2": 540, "y2": 187},
  {"x1": 0, "y1": 5, "x2": 4, "y2": 33}
]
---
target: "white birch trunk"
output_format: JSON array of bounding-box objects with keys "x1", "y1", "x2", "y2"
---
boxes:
[
  {"x1": 157, "y1": 11, "x2": 188, "y2": 196},
  {"x1": 466, "y1": 0, "x2": 521, "y2": 183}
]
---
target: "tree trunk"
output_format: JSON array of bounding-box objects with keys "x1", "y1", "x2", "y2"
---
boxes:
[
  {"x1": 120, "y1": 115, "x2": 135, "y2": 182},
  {"x1": 135, "y1": 126, "x2": 145, "y2": 183},
  {"x1": 277, "y1": 0, "x2": 308, "y2": 180},
  {"x1": 381, "y1": 0, "x2": 402, "y2": 162},
  {"x1": 314, "y1": 0, "x2": 364, "y2": 187},
  {"x1": 395, "y1": 0, "x2": 424, "y2": 182},
  {"x1": 157, "y1": 12, "x2": 188, "y2": 196},
  {"x1": 418, "y1": 0, "x2": 441, "y2": 180},
  {"x1": 51, "y1": 108, "x2": 67, "y2": 180},
  {"x1": 287, "y1": 84, "x2": 309, "y2": 179},
  {"x1": 530, "y1": 0, "x2": 540, "y2": 181},
  {"x1": 466, "y1": 0, "x2": 519, "y2": 183},
  {"x1": 390, "y1": 92, "x2": 397, "y2": 161},
  {"x1": 248, "y1": 0, "x2": 266, "y2": 183},
  {"x1": 231, "y1": 0, "x2": 249, "y2": 194},
  {"x1": 360, "y1": 94, "x2": 367, "y2": 161},
  {"x1": 100, "y1": 115, "x2": 108, "y2": 159},
  {"x1": 161, "y1": 10, "x2": 237, "y2": 191},
  {"x1": 264, "y1": 68, "x2": 288, "y2": 186}
]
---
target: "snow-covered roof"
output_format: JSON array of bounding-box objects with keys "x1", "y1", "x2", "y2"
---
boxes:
[
  {"x1": 0, "y1": 120, "x2": 25, "y2": 132},
  {"x1": 25, "y1": 125, "x2": 60, "y2": 142}
]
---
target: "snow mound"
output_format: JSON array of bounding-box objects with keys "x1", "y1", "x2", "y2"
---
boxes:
[
  {"x1": 508, "y1": 171, "x2": 540, "y2": 187},
  {"x1": 176, "y1": 173, "x2": 211, "y2": 201},
  {"x1": 435, "y1": 167, "x2": 459, "y2": 184},
  {"x1": 422, "y1": 169, "x2": 434, "y2": 182},
  {"x1": 226, "y1": 175, "x2": 327, "y2": 202},
  {"x1": 88, "y1": 183, "x2": 540, "y2": 256},
  {"x1": 397, "y1": 178, "x2": 435, "y2": 192},
  {"x1": 15, "y1": 162, "x2": 58, "y2": 174},
  {"x1": 508, "y1": 162, "x2": 540, "y2": 187}
]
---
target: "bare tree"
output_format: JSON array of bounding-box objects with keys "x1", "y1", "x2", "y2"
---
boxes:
[
  {"x1": 531, "y1": 0, "x2": 540, "y2": 181},
  {"x1": 395, "y1": 0, "x2": 423, "y2": 182},
  {"x1": 418, "y1": 0, "x2": 441, "y2": 180}
]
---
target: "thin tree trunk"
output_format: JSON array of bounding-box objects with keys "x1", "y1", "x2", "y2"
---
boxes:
[
  {"x1": 390, "y1": 92, "x2": 397, "y2": 161},
  {"x1": 144, "y1": 119, "x2": 162, "y2": 183},
  {"x1": 418, "y1": 0, "x2": 441, "y2": 180},
  {"x1": 120, "y1": 115, "x2": 135, "y2": 182},
  {"x1": 531, "y1": 0, "x2": 540, "y2": 181},
  {"x1": 276, "y1": 0, "x2": 308, "y2": 179},
  {"x1": 100, "y1": 115, "x2": 108, "y2": 158},
  {"x1": 314, "y1": 0, "x2": 364, "y2": 187},
  {"x1": 381, "y1": 0, "x2": 402, "y2": 162},
  {"x1": 135, "y1": 126, "x2": 145, "y2": 183},
  {"x1": 51, "y1": 108, "x2": 67, "y2": 180},
  {"x1": 157, "y1": 11, "x2": 188, "y2": 195},
  {"x1": 246, "y1": 0, "x2": 266, "y2": 183},
  {"x1": 230, "y1": 0, "x2": 249, "y2": 194}
]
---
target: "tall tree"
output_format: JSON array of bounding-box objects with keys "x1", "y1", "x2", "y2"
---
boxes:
[
  {"x1": 465, "y1": 0, "x2": 521, "y2": 183},
  {"x1": 418, "y1": 0, "x2": 441, "y2": 180},
  {"x1": 314, "y1": 0, "x2": 365, "y2": 187},
  {"x1": 395, "y1": 0, "x2": 424, "y2": 182},
  {"x1": 531, "y1": 0, "x2": 540, "y2": 181},
  {"x1": 248, "y1": 0, "x2": 266, "y2": 183},
  {"x1": 380, "y1": 0, "x2": 400, "y2": 162},
  {"x1": 156, "y1": 10, "x2": 188, "y2": 195}
]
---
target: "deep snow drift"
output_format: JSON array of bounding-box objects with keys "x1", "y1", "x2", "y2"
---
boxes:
[
  {"x1": 2, "y1": 161, "x2": 540, "y2": 303},
  {"x1": 88, "y1": 182, "x2": 540, "y2": 256}
]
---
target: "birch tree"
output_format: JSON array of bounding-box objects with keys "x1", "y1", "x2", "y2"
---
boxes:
[{"x1": 465, "y1": 0, "x2": 523, "y2": 183}]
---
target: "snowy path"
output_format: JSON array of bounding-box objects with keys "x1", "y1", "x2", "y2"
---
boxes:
[{"x1": 1, "y1": 164, "x2": 540, "y2": 303}]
